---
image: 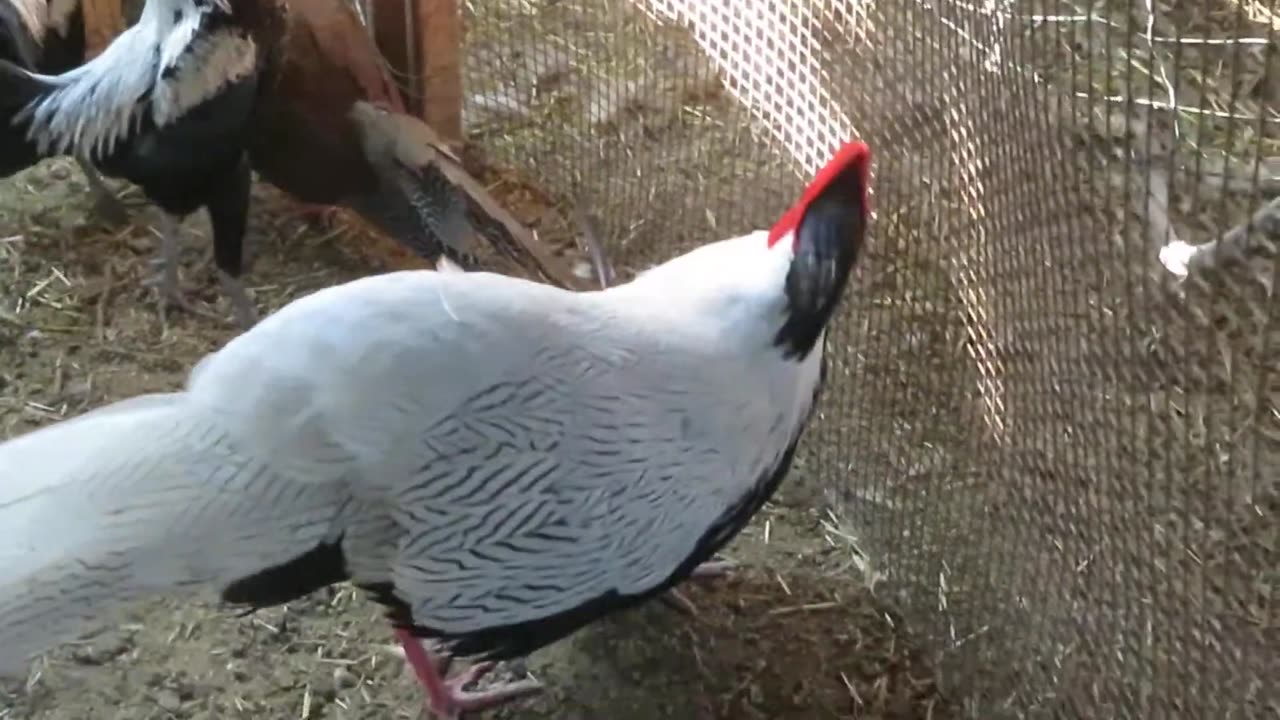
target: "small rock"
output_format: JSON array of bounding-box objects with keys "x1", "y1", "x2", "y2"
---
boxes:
[
  {"x1": 332, "y1": 668, "x2": 357, "y2": 690},
  {"x1": 155, "y1": 688, "x2": 183, "y2": 712}
]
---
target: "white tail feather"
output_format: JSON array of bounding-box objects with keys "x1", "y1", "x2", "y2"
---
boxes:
[
  {"x1": 0, "y1": 392, "x2": 346, "y2": 678},
  {"x1": 435, "y1": 255, "x2": 464, "y2": 273}
]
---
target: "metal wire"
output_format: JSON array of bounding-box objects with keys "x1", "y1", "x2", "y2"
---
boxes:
[{"x1": 361, "y1": 0, "x2": 1279, "y2": 715}]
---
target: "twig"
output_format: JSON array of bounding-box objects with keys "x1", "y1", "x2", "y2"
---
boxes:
[
  {"x1": 1134, "y1": 0, "x2": 1179, "y2": 139},
  {"x1": 1191, "y1": 156, "x2": 1280, "y2": 196},
  {"x1": 572, "y1": 205, "x2": 615, "y2": 289},
  {"x1": 1138, "y1": 165, "x2": 1181, "y2": 253},
  {"x1": 95, "y1": 263, "x2": 115, "y2": 342},
  {"x1": 768, "y1": 601, "x2": 840, "y2": 616}
]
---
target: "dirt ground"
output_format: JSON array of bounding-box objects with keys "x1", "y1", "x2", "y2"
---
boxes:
[{"x1": 0, "y1": 160, "x2": 952, "y2": 720}]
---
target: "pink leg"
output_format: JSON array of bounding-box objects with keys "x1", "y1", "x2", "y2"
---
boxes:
[
  {"x1": 394, "y1": 629, "x2": 543, "y2": 719},
  {"x1": 660, "y1": 559, "x2": 736, "y2": 617}
]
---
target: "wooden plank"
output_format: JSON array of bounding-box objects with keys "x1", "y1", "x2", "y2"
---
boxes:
[
  {"x1": 414, "y1": 0, "x2": 463, "y2": 150},
  {"x1": 81, "y1": 0, "x2": 126, "y2": 59},
  {"x1": 371, "y1": 0, "x2": 418, "y2": 114}
]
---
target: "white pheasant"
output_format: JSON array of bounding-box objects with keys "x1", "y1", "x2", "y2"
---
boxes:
[{"x1": 0, "y1": 139, "x2": 871, "y2": 718}]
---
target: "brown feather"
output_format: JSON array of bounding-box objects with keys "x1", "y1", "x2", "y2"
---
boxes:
[
  {"x1": 5, "y1": 0, "x2": 45, "y2": 45},
  {"x1": 347, "y1": 101, "x2": 593, "y2": 291},
  {"x1": 2, "y1": 0, "x2": 87, "y2": 71},
  {"x1": 247, "y1": 0, "x2": 402, "y2": 205},
  {"x1": 368, "y1": 0, "x2": 417, "y2": 114}
]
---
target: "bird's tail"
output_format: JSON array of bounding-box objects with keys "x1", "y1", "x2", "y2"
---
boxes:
[
  {"x1": 0, "y1": 58, "x2": 56, "y2": 175},
  {"x1": 346, "y1": 101, "x2": 593, "y2": 290},
  {"x1": 0, "y1": 392, "x2": 347, "y2": 679},
  {"x1": 0, "y1": 0, "x2": 42, "y2": 70}
]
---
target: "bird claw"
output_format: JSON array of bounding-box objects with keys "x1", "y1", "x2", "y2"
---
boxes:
[
  {"x1": 659, "y1": 588, "x2": 701, "y2": 617},
  {"x1": 689, "y1": 559, "x2": 736, "y2": 579},
  {"x1": 659, "y1": 559, "x2": 736, "y2": 618},
  {"x1": 142, "y1": 269, "x2": 219, "y2": 329},
  {"x1": 395, "y1": 631, "x2": 541, "y2": 720},
  {"x1": 90, "y1": 193, "x2": 131, "y2": 227},
  {"x1": 293, "y1": 202, "x2": 344, "y2": 229},
  {"x1": 217, "y1": 271, "x2": 259, "y2": 329},
  {"x1": 75, "y1": 157, "x2": 129, "y2": 226},
  {"x1": 429, "y1": 661, "x2": 544, "y2": 719}
]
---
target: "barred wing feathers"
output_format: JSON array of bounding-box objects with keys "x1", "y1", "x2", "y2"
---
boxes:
[
  {"x1": 0, "y1": 267, "x2": 800, "y2": 675},
  {"x1": 189, "y1": 270, "x2": 788, "y2": 653}
]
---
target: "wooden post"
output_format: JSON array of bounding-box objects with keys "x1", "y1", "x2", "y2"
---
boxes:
[
  {"x1": 81, "y1": 0, "x2": 126, "y2": 59},
  {"x1": 414, "y1": 0, "x2": 464, "y2": 151},
  {"x1": 372, "y1": 0, "x2": 419, "y2": 114}
]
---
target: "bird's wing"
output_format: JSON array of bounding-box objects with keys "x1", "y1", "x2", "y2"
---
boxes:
[
  {"x1": 387, "y1": 352, "x2": 770, "y2": 641},
  {"x1": 149, "y1": 13, "x2": 257, "y2": 128},
  {"x1": 346, "y1": 102, "x2": 592, "y2": 290},
  {"x1": 294, "y1": 0, "x2": 406, "y2": 113}
]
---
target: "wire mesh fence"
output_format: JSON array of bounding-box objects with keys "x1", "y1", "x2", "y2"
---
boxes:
[
  {"x1": 32, "y1": 0, "x2": 1280, "y2": 715},
  {"x1": 51, "y1": 0, "x2": 1279, "y2": 710},
  {"x1": 361, "y1": 0, "x2": 1279, "y2": 716}
]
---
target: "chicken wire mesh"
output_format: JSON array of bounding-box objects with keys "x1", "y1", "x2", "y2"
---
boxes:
[{"x1": 366, "y1": 0, "x2": 1278, "y2": 717}]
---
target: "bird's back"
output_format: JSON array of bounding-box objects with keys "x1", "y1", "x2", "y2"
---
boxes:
[{"x1": 181, "y1": 268, "x2": 813, "y2": 660}]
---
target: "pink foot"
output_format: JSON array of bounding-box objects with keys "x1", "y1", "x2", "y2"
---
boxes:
[
  {"x1": 292, "y1": 201, "x2": 345, "y2": 229},
  {"x1": 395, "y1": 629, "x2": 543, "y2": 719},
  {"x1": 689, "y1": 559, "x2": 735, "y2": 580},
  {"x1": 660, "y1": 559, "x2": 736, "y2": 617}
]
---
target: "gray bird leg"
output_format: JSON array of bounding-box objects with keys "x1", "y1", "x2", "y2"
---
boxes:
[
  {"x1": 141, "y1": 215, "x2": 216, "y2": 326},
  {"x1": 142, "y1": 214, "x2": 185, "y2": 324},
  {"x1": 394, "y1": 629, "x2": 542, "y2": 720},
  {"x1": 74, "y1": 157, "x2": 129, "y2": 225},
  {"x1": 217, "y1": 270, "x2": 259, "y2": 329}
]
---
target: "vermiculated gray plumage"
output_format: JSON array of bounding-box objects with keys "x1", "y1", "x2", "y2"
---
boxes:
[{"x1": 0, "y1": 142, "x2": 871, "y2": 698}]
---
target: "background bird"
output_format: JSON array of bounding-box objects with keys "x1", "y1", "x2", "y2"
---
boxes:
[
  {"x1": 0, "y1": 0, "x2": 287, "y2": 328},
  {"x1": 2, "y1": 0, "x2": 583, "y2": 328},
  {"x1": 0, "y1": 140, "x2": 870, "y2": 719},
  {"x1": 346, "y1": 101, "x2": 593, "y2": 288},
  {"x1": 243, "y1": 0, "x2": 571, "y2": 283},
  {"x1": 0, "y1": 0, "x2": 130, "y2": 223}
]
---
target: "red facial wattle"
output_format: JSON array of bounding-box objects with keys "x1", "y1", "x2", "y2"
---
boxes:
[{"x1": 767, "y1": 141, "x2": 872, "y2": 249}]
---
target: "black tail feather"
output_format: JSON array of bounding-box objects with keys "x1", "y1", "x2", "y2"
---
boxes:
[
  {"x1": 396, "y1": 160, "x2": 483, "y2": 268},
  {"x1": 0, "y1": 58, "x2": 56, "y2": 113},
  {"x1": 0, "y1": 59, "x2": 56, "y2": 176},
  {"x1": 0, "y1": 3, "x2": 41, "y2": 69}
]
